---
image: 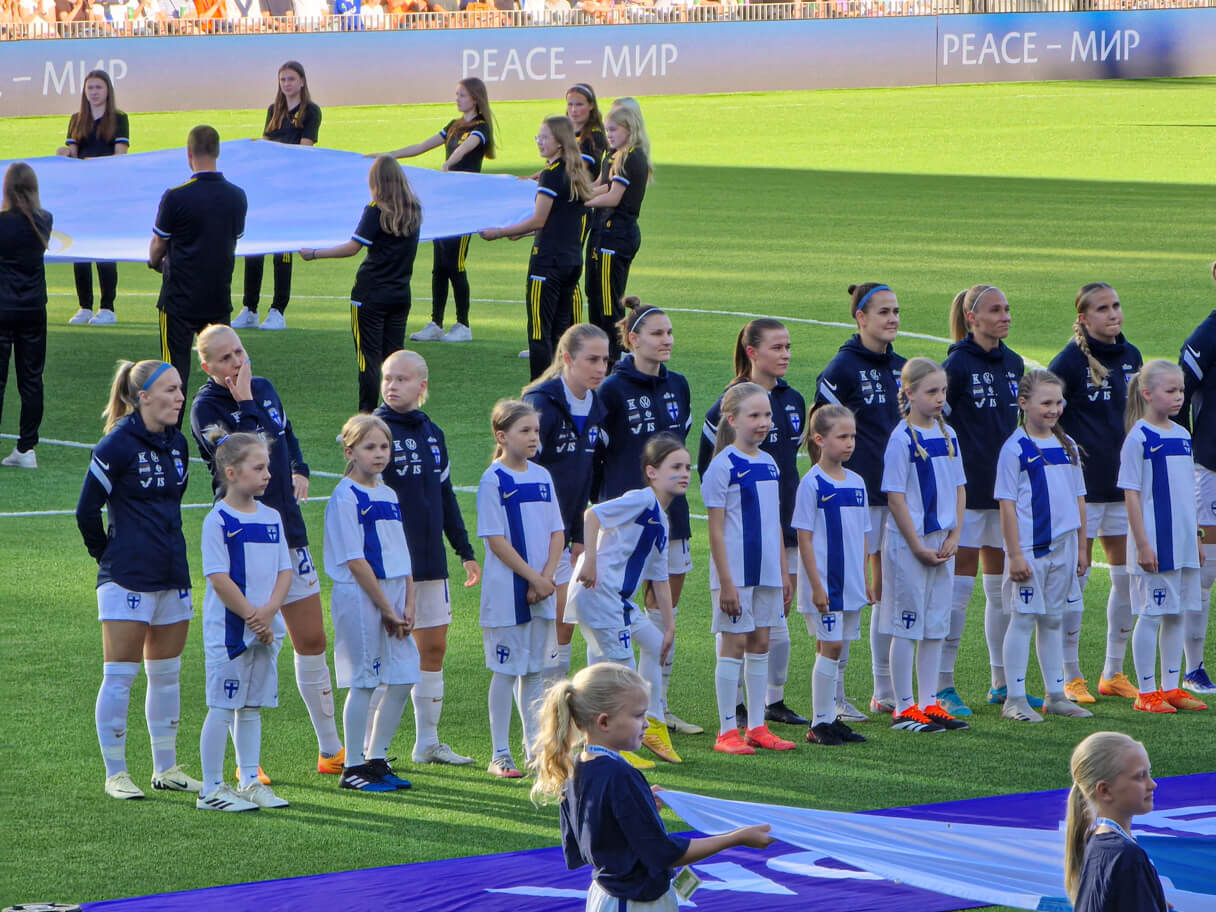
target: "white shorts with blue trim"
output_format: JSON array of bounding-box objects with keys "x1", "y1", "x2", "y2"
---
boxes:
[
  {"x1": 556, "y1": 546, "x2": 574, "y2": 587},
  {"x1": 802, "y1": 607, "x2": 862, "y2": 643},
  {"x1": 880, "y1": 529, "x2": 953, "y2": 640},
  {"x1": 205, "y1": 637, "x2": 283, "y2": 710},
  {"x1": 97, "y1": 582, "x2": 193, "y2": 626},
  {"x1": 1196, "y1": 466, "x2": 1216, "y2": 527},
  {"x1": 586, "y1": 880, "x2": 677, "y2": 912},
  {"x1": 483, "y1": 616, "x2": 556, "y2": 675},
  {"x1": 1130, "y1": 568, "x2": 1201, "y2": 617},
  {"x1": 1001, "y1": 534, "x2": 1079, "y2": 617},
  {"x1": 584, "y1": 613, "x2": 662, "y2": 663},
  {"x1": 960, "y1": 508, "x2": 1003, "y2": 550},
  {"x1": 413, "y1": 579, "x2": 452, "y2": 630},
  {"x1": 711, "y1": 585, "x2": 783, "y2": 634},
  {"x1": 285, "y1": 546, "x2": 321, "y2": 605},
  {"x1": 331, "y1": 578, "x2": 420, "y2": 689},
  {"x1": 1086, "y1": 501, "x2": 1128, "y2": 539}
]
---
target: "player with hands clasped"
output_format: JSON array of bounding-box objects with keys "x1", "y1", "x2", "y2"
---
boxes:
[
  {"x1": 324, "y1": 415, "x2": 420, "y2": 792},
  {"x1": 196, "y1": 429, "x2": 293, "y2": 812},
  {"x1": 994, "y1": 370, "x2": 1093, "y2": 723},
  {"x1": 532, "y1": 663, "x2": 774, "y2": 912},
  {"x1": 565, "y1": 433, "x2": 690, "y2": 769},
  {"x1": 793, "y1": 405, "x2": 871, "y2": 747}
]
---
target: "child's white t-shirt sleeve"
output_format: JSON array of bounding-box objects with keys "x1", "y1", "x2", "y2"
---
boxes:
[
  {"x1": 1069, "y1": 438, "x2": 1087, "y2": 498},
  {"x1": 1116, "y1": 426, "x2": 1143, "y2": 493},
  {"x1": 591, "y1": 488, "x2": 648, "y2": 531},
  {"x1": 701, "y1": 457, "x2": 728, "y2": 510},
  {"x1": 330, "y1": 486, "x2": 368, "y2": 566},
  {"x1": 880, "y1": 430, "x2": 908, "y2": 496},
  {"x1": 201, "y1": 510, "x2": 229, "y2": 577},
  {"x1": 273, "y1": 516, "x2": 292, "y2": 575},
  {"x1": 791, "y1": 474, "x2": 816, "y2": 532},
  {"x1": 476, "y1": 471, "x2": 505, "y2": 539},
  {"x1": 993, "y1": 437, "x2": 1018, "y2": 503},
  {"x1": 950, "y1": 432, "x2": 967, "y2": 487},
  {"x1": 546, "y1": 489, "x2": 566, "y2": 536}
]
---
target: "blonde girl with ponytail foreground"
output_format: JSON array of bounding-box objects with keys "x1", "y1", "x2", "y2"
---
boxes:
[{"x1": 531, "y1": 663, "x2": 773, "y2": 912}]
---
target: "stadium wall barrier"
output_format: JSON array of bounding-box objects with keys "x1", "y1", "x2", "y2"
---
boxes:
[{"x1": 2, "y1": 7, "x2": 1215, "y2": 117}]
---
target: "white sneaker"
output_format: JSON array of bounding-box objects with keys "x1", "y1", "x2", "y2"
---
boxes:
[
  {"x1": 105, "y1": 770, "x2": 146, "y2": 800},
  {"x1": 259, "y1": 308, "x2": 287, "y2": 331},
  {"x1": 88, "y1": 309, "x2": 117, "y2": 326},
  {"x1": 196, "y1": 783, "x2": 258, "y2": 812},
  {"x1": 835, "y1": 698, "x2": 869, "y2": 722},
  {"x1": 68, "y1": 307, "x2": 93, "y2": 325},
  {"x1": 151, "y1": 764, "x2": 204, "y2": 793},
  {"x1": 413, "y1": 742, "x2": 475, "y2": 766},
  {"x1": 231, "y1": 306, "x2": 259, "y2": 329},
  {"x1": 1, "y1": 447, "x2": 37, "y2": 469},
  {"x1": 238, "y1": 782, "x2": 289, "y2": 808},
  {"x1": 410, "y1": 321, "x2": 444, "y2": 342},
  {"x1": 518, "y1": 349, "x2": 529, "y2": 359},
  {"x1": 441, "y1": 323, "x2": 472, "y2": 343}
]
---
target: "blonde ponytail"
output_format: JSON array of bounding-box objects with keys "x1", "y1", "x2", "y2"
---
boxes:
[
  {"x1": 1124, "y1": 359, "x2": 1184, "y2": 434},
  {"x1": 712, "y1": 381, "x2": 767, "y2": 458},
  {"x1": 102, "y1": 360, "x2": 172, "y2": 433},
  {"x1": 1073, "y1": 283, "x2": 1114, "y2": 385},
  {"x1": 1064, "y1": 732, "x2": 1142, "y2": 902}
]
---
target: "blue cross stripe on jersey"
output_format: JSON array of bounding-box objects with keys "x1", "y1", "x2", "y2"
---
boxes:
[
  {"x1": 495, "y1": 468, "x2": 553, "y2": 625},
  {"x1": 219, "y1": 511, "x2": 282, "y2": 660},
  {"x1": 1017, "y1": 437, "x2": 1074, "y2": 558},
  {"x1": 1140, "y1": 427, "x2": 1192, "y2": 572},
  {"x1": 905, "y1": 428, "x2": 953, "y2": 534},
  {"x1": 726, "y1": 451, "x2": 778, "y2": 587},
  {"x1": 350, "y1": 487, "x2": 402, "y2": 580},
  {"x1": 619, "y1": 502, "x2": 667, "y2": 621},
  {"x1": 815, "y1": 475, "x2": 865, "y2": 612}
]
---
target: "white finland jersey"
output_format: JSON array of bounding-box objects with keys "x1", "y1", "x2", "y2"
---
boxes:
[
  {"x1": 881, "y1": 419, "x2": 967, "y2": 537},
  {"x1": 702, "y1": 445, "x2": 784, "y2": 590},
  {"x1": 994, "y1": 427, "x2": 1086, "y2": 556},
  {"x1": 792, "y1": 465, "x2": 871, "y2": 614},
  {"x1": 1118, "y1": 419, "x2": 1200, "y2": 574},
  {"x1": 324, "y1": 476, "x2": 413, "y2": 584}
]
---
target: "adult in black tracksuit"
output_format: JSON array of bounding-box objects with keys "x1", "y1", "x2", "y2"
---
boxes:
[
  {"x1": 148, "y1": 125, "x2": 248, "y2": 399},
  {"x1": 567, "y1": 82, "x2": 608, "y2": 323},
  {"x1": 697, "y1": 318, "x2": 806, "y2": 727},
  {"x1": 523, "y1": 323, "x2": 611, "y2": 680},
  {"x1": 190, "y1": 324, "x2": 346, "y2": 773},
  {"x1": 481, "y1": 116, "x2": 592, "y2": 381},
  {"x1": 386, "y1": 78, "x2": 496, "y2": 343},
  {"x1": 57, "y1": 69, "x2": 127, "y2": 326},
  {"x1": 1177, "y1": 278, "x2": 1216, "y2": 690},
  {"x1": 594, "y1": 299, "x2": 695, "y2": 732},
  {"x1": 236, "y1": 61, "x2": 322, "y2": 332},
  {"x1": 585, "y1": 104, "x2": 651, "y2": 366},
  {"x1": 813, "y1": 283, "x2": 906, "y2": 715},
  {"x1": 375, "y1": 349, "x2": 482, "y2": 765},
  {"x1": 941, "y1": 285, "x2": 1024, "y2": 714},
  {"x1": 0, "y1": 163, "x2": 52, "y2": 470},
  {"x1": 299, "y1": 155, "x2": 421, "y2": 413},
  {"x1": 1048, "y1": 283, "x2": 1142, "y2": 699},
  {"x1": 76, "y1": 359, "x2": 199, "y2": 799}
]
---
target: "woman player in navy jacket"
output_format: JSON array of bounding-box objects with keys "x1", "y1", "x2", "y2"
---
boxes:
[
  {"x1": 1049, "y1": 283, "x2": 1142, "y2": 701},
  {"x1": 697, "y1": 318, "x2": 807, "y2": 729},
  {"x1": 813, "y1": 283, "x2": 906, "y2": 718},
  {"x1": 190, "y1": 324, "x2": 346, "y2": 779},
  {"x1": 76, "y1": 359, "x2": 200, "y2": 800},
  {"x1": 595, "y1": 298, "x2": 696, "y2": 736},
  {"x1": 374, "y1": 349, "x2": 482, "y2": 765},
  {"x1": 940, "y1": 284, "x2": 1024, "y2": 716},
  {"x1": 523, "y1": 323, "x2": 610, "y2": 683}
]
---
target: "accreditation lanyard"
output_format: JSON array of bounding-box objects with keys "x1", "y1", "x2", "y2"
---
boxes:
[
  {"x1": 585, "y1": 744, "x2": 625, "y2": 763},
  {"x1": 1093, "y1": 817, "x2": 1136, "y2": 843}
]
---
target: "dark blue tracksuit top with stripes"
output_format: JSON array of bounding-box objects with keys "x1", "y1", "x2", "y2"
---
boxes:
[{"x1": 1180, "y1": 310, "x2": 1216, "y2": 472}]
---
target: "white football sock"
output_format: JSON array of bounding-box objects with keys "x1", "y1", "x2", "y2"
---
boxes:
[
  {"x1": 743, "y1": 652, "x2": 769, "y2": 730},
  {"x1": 916, "y1": 638, "x2": 943, "y2": 710},
  {"x1": 889, "y1": 636, "x2": 915, "y2": 714},
  {"x1": 367, "y1": 683, "x2": 412, "y2": 760},
  {"x1": 199, "y1": 707, "x2": 234, "y2": 797},
  {"x1": 1186, "y1": 551, "x2": 1215, "y2": 672},
  {"x1": 812, "y1": 654, "x2": 838, "y2": 726},
  {"x1": 634, "y1": 619, "x2": 665, "y2": 721},
  {"x1": 1132, "y1": 614, "x2": 1161, "y2": 694},
  {"x1": 342, "y1": 686, "x2": 373, "y2": 765},
  {"x1": 835, "y1": 640, "x2": 851, "y2": 703},
  {"x1": 939, "y1": 575, "x2": 974, "y2": 690},
  {"x1": 295, "y1": 652, "x2": 343, "y2": 757},
  {"x1": 766, "y1": 614, "x2": 790, "y2": 705},
  {"x1": 488, "y1": 672, "x2": 515, "y2": 759},
  {"x1": 514, "y1": 672, "x2": 544, "y2": 761},
  {"x1": 982, "y1": 573, "x2": 1008, "y2": 687},
  {"x1": 143, "y1": 656, "x2": 181, "y2": 775},
  {"x1": 234, "y1": 707, "x2": 262, "y2": 789},
  {"x1": 1160, "y1": 614, "x2": 1185, "y2": 691},
  {"x1": 1035, "y1": 614, "x2": 1065, "y2": 697},
  {"x1": 363, "y1": 684, "x2": 386, "y2": 757},
  {"x1": 1063, "y1": 609, "x2": 1084, "y2": 682},
  {"x1": 871, "y1": 612, "x2": 894, "y2": 703},
  {"x1": 551, "y1": 641, "x2": 573, "y2": 682},
  {"x1": 714, "y1": 655, "x2": 742, "y2": 735},
  {"x1": 96, "y1": 661, "x2": 138, "y2": 778},
  {"x1": 411, "y1": 671, "x2": 443, "y2": 752},
  {"x1": 1102, "y1": 566, "x2": 1133, "y2": 679},
  {"x1": 648, "y1": 606, "x2": 675, "y2": 711},
  {"x1": 1003, "y1": 613, "x2": 1035, "y2": 700}
]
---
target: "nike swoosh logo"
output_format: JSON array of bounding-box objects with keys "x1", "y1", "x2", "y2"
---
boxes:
[
  {"x1": 1150, "y1": 445, "x2": 1163, "y2": 453},
  {"x1": 502, "y1": 490, "x2": 517, "y2": 499},
  {"x1": 226, "y1": 530, "x2": 241, "y2": 538},
  {"x1": 648, "y1": 519, "x2": 661, "y2": 525},
  {"x1": 94, "y1": 458, "x2": 110, "y2": 470},
  {"x1": 1026, "y1": 454, "x2": 1041, "y2": 463},
  {"x1": 1186, "y1": 345, "x2": 1201, "y2": 359},
  {"x1": 361, "y1": 506, "x2": 373, "y2": 515},
  {"x1": 822, "y1": 378, "x2": 837, "y2": 392},
  {"x1": 821, "y1": 493, "x2": 837, "y2": 502},
  {"x1": 737, "y1": 470, "x2": 749, "y2": 478}
]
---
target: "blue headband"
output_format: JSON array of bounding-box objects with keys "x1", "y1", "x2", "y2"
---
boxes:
[
  {"x1": 140, "y1": 362, "x2": 173, "y2": 392},
  {"x1": 855, "y1": 285, "x2": 891, "y2": 314},
  {"x1": 215, "y1": 434, "x2": 231, "y2": 449}
]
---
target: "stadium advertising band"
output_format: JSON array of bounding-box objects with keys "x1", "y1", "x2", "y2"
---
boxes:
[{"x1": 5, "y1": 9, "x2": 1216, "y2": 116}]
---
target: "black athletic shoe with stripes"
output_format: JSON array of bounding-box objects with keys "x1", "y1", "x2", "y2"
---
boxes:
[{"x1": 339, "y1": 763, "x2": 397, "y2": 792}]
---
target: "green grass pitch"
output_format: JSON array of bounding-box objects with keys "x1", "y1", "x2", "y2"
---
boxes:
[{"x1": 1, "y1": 77, "x2": 1214, "y2": 907}]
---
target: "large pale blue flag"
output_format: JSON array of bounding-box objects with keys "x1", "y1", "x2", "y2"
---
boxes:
[
  {"x1": 0, "y1": 140, "x2": 538, "y2": 263},
  {"x1": 658, "y1": 789, "x2": 1216, "y2": 912}
]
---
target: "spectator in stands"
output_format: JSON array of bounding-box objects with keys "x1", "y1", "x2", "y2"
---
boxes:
[
  {"x1": 55, "y1": 0, "x2": 87, "y2": 23},
  {"x1": 291, "y1": 0, "x2": 326, "y2": 27}
]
